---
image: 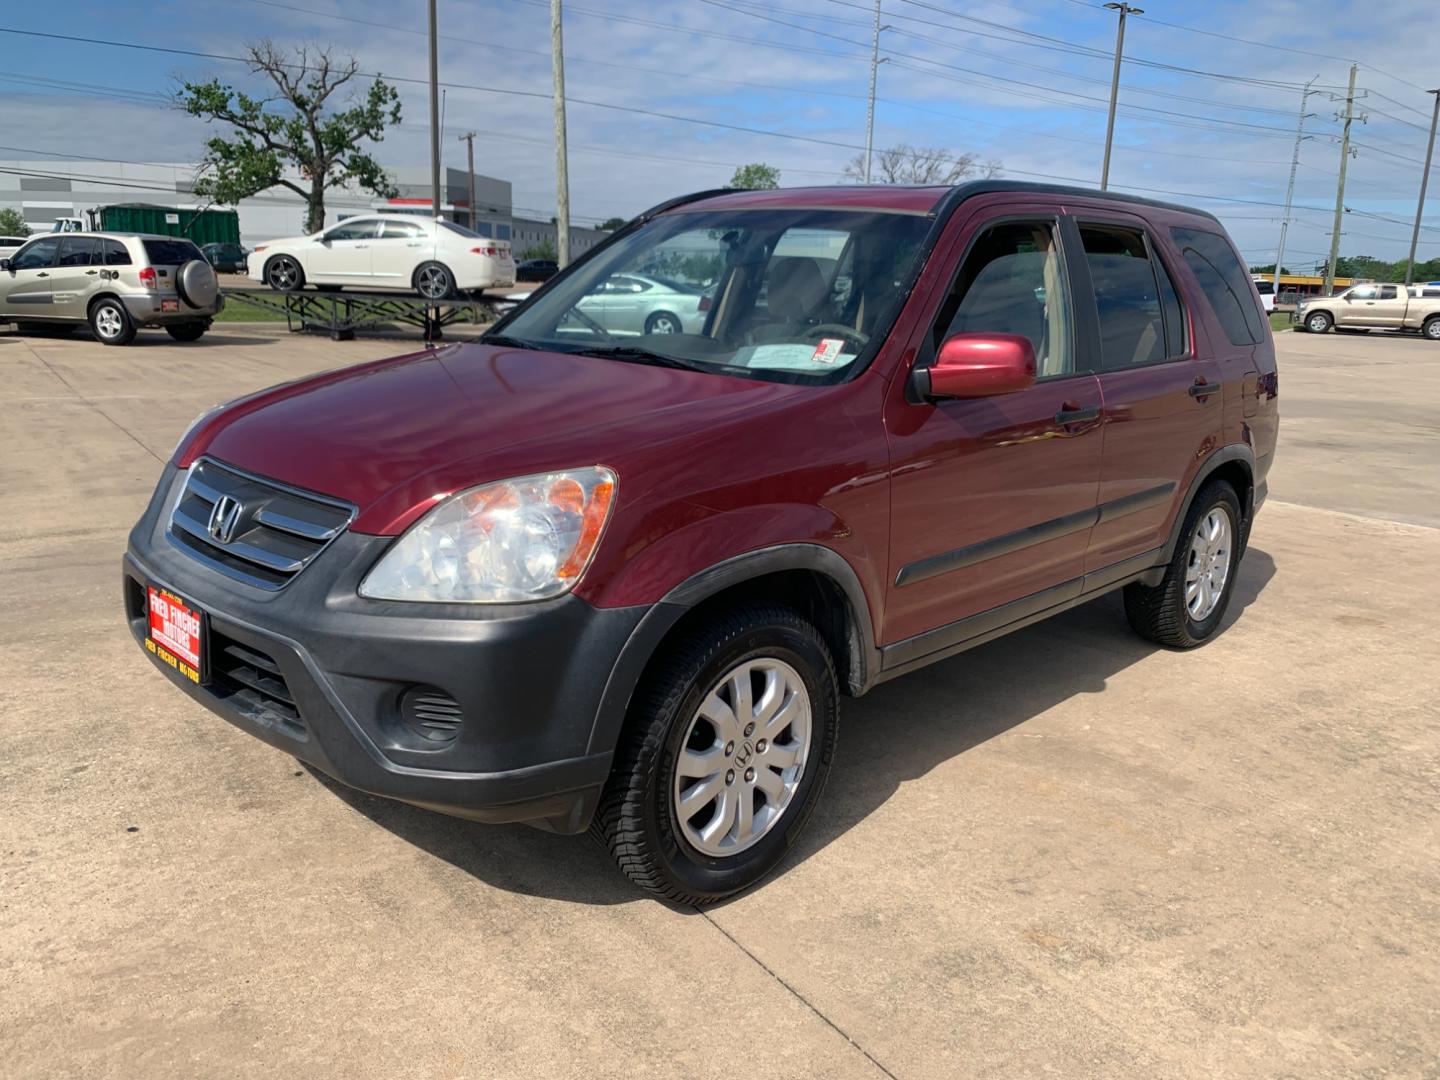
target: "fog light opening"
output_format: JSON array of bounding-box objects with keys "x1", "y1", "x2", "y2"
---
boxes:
[{"x1": 400, "y1": 686, "x2": 464, "y2": 744}]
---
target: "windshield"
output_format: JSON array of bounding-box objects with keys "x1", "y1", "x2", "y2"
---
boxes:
[{"x1": 495, "y1": 207, "x2": 933, "y2": 383}]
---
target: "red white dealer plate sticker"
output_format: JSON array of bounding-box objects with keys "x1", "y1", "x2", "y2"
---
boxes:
[{"x1": 146, "y1": 586, "x2": 204, "y2": 683}]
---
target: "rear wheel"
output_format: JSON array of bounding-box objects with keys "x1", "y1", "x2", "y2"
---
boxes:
[
  {"x1": 1124, "y1": 480, "x2": 1242, "y2": 649},
  {"x1": 165, "y1": 322, "x2": 208, "y2": 343},
  {"x1": 1423, "y1": 316, "x2": 1440, "y2": 341},
  {"x1": 644, "y1": 311, "x2": 684, "y2": 335},
  {"x1": 1305, "y1": 311, "x2": 1333, "y2": 334},
  {"x1": 594, "y1": 604, "x2": 838, "y2": 904},
  {"x1": 264, "y1": 255, "x2": 304, "y2": 293},
  {"x1": 89, "y1": 298, "x2": 135, "y2": 346},
  {"x1": 414, "y1": 262, "x2": 455, "y2": 300}
]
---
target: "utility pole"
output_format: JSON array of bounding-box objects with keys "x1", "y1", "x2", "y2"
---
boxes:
[
  {"x1": 1100, "y1": 2, "x2": 1142, "y2": 191},
  {"x1": 458, "y1": 132, "x2": 477, "y2": 231},
  {"x1": 427, "y1": 0, "x2": 442, "y2": 220},
  {"x1": 863, "y1": 0, "x2": 888, "y2": 183},
  {"x1": 1404, "y1": 88, "x2": 1440, "y2": 287},
  {"x1": 1324, "y1": 64, "x2": 1360, "y2": 297},
  {"x1": 1275, "y1": 77, "x2": 1318, "y2": 294},
  {"x1": 550, "y1": 0, "x2": 571, "y2": 268}
]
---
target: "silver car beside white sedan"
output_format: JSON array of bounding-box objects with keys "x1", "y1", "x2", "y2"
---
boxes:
[
  {"x1": 250, "y1": 214, "x2": 515, "y2": 299},
  {"x1": 573, "y1": 274, "x2": 708, "y2": 336}
]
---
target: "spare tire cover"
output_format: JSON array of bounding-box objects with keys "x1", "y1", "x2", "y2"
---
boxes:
[{"x1": 176, "y1": 259, "x2": 219, "y2": 308}]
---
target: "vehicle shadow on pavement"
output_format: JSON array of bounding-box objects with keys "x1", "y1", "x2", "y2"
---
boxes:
[{"x1": 314, "y1": 547, "x2": 1275, "y2": 908}]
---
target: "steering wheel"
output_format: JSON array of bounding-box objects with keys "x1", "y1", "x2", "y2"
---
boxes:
[{"x1": 802, "y1": 324, "x2": 869, "y2": 348}]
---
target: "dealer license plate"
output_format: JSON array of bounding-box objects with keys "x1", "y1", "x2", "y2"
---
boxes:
[{"x1": 146, "y1": 585, "x2": 205, "y2": 683}]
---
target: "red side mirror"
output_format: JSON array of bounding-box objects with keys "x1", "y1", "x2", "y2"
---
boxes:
[{"x1": 920, "y1": 332, "x2": 1037, "y2": 400}]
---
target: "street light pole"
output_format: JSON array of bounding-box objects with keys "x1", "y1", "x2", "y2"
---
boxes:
[
  {"x1": 550, "y1": 0, "x2": 571, "y2": 268},
  {"x1": 1100, "y1": 2, "x2": 1142, "y2": 191},
  {"x1": 1404, "y1": 88, "x2": 1440, "y2": 288},
  {"x1": 427, "y1": 0, "x2": 441, "y2": 220},
  {"x1": 1275, "y1": 77, "x2": 1318, "y2": 295},
  {"x1": 458, "y1": 132, "x2": 477, "y2": 231}
]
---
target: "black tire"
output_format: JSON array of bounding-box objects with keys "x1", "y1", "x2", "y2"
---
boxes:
[
  {"x1": 1304, "y1": 310, "x2": 1333, "y2": 334},
  {"x1": 1124, "y1": 480, "x2": 1243, "y2": 649},
  {"x1": 593, "y1": 604, "x2": 839, "y2": 904},
  {"x1": 644, "y1": 311, "x2": 684, "y2": 335},
  {"x1": 1423, "y1": 316, "x2": 1440, "y2": 342},
  {"x1": 414, "y1": 261, "x2": 455, "y2": 300},
  {"x1": 264, "y1": 255, "x2": 305, "y2": 293},
  {"x1": 165, "y1": 322, "x2": 208, "y2": 343},
  {"x1": 88, "y1": 297, "x2": 136, "y2": 346}
]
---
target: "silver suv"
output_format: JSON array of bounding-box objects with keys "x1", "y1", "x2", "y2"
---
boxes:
[{"x1": 0, "y1": 232, "x2": 223, "y2": 345}]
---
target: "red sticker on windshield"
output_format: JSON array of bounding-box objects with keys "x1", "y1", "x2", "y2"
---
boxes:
[{"x1": 810, "y1": 338, "x2": 844, "y2": 365}]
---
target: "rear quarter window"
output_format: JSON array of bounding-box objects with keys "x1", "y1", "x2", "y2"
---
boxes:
[
  {"x1": 142, "y1": 239, "x2": 203, "y2": 265},
  {"x1": 1171, "y1": 226, "x2": 1265, "y2": 347}
]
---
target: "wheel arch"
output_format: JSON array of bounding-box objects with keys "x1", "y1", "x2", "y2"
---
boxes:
[
  {"x1": 585, "y1": 544, "x2": 881, "y2": 760},
  {"x1": 85, "y1": 289, "x2": 127, "y2": 316},
  {"x1": 1147, "y1": 444, "x2": 1256, "y2": 585}
]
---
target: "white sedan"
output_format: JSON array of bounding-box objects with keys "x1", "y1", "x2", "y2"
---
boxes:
[{"x1": 250, "y1": 214, "x2": 515, "y2": 299}]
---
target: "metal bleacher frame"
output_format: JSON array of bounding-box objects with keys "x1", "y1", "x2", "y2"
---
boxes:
[{"x1": 222, "y1": 288, "x2": 500, "y2": 342}]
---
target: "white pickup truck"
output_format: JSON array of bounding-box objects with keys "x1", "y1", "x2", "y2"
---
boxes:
[{"x1": 1295, "y1": 282, "x2": 1440, "y2": 339}]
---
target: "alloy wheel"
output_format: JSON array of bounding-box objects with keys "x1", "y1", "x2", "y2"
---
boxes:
[
  {"x1": 671, "y1": 658, "x2": 812, "y2": 858},
  {"x1": 94, "y1": 305, "x2": 123, "y2": 339},
  {"x1": 1185, "y1": 506, "x2": 1233, "y2": 621},
  {"x1": 267, "y1": 257, "x2": 298, "y2": 290},
  {"x1": 417, "y1": 265, "x2": 451, "y2": 299},
  {"x1": 1307, "y1": 313, "x2": 1329, "y2": 332}
]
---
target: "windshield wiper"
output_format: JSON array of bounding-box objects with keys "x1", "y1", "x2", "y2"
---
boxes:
[
  {"x1": 480, "y1": 334, "x2": 542, "y2": 350},
  {"x1": 568, "y1": 345, "x2": 710, "y2": 373}
]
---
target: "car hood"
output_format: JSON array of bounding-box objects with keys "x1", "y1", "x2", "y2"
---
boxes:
[{"x1": 183, "y1": 342, "x2": 815, "y2": 534}]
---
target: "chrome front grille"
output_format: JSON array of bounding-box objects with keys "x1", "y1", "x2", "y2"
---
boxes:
[{"x1": 167, "y1": 458, "x2": 355, "y2": 589}]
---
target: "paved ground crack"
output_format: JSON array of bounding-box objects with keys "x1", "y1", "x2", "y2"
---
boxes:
[
  {"x1": 699, "y1": 909, "x2": 900, "y2": 1080},
  {"x1": 29, "y1": 348, "x2": 165, "y2": 465}
]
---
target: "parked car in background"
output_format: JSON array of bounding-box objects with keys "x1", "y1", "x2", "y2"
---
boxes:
[
  {"x1": 0, "y1": 232, "x2": 221, "y2": 345},
  {"x1": 126, "y1": 181, "x2": 1276, "y2": 902},
  {"x1": 0, "y1": 236, "x2": 26, "y2": 252},
  {"x1": 1252, "y1": 277, "x2": 1276, "y2": 313},
  {"x1": 516, "y1": 257, "x2": 559, "y2": 282},
  {"x1": 201, "y1": 242, "x2": 249, "y2": 275},
  {"x1": 570, "y1": 272, "x2": 707, "y2": 335},
  {"x1": 250, "y1": 214, "x2": 515, "y2": 299},
  {"x1": 1295, "y1": 282, "x2": 1440, "y2": 339}
]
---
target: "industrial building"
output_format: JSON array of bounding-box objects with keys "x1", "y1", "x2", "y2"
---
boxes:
[{"x1": 0, "y1": 160, "x2": 607, "y2": 257}]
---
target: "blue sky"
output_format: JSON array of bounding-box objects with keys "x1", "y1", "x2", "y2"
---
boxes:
[{"x1": 2, "y1": 0, "x2": 1438, "y2": 268}]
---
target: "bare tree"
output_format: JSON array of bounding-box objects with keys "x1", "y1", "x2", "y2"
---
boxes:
[
  {"x1": 177, "y1": 41, "x2": 401, "y2": 234},
  {"x1": 843, "y1": 144, "x2": 1003, "y2": 185}
]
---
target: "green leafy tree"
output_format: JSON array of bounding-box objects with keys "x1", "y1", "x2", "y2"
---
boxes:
[
  {"x1": 0, "y1": 208, "x2": 29, "y2": 238},
  {"x1": 176, "y1": 41, "x2": 401, "y2": 234},
  {"x1": 727, "y1": 163, "x2": 781, "y2": 189},
  {"x1": 598, "y1": 216, "x2": 629, "y2": 231},
  {"x1": 519, "y1": 238, "x2": 558, "y2": 262}
]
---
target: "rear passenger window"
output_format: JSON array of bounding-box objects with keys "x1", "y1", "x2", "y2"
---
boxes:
[
  {"x1": 1378, "y1": 285, "x2": 1399, "y2": 300},
  {"x1": 101, "y1": 239, "x2": 132, "y2": 266},
  {"x1": 934, "y1": 221, "x2": 1073, "y2": 378},
  {"x1": 58, "y1": 237, "x2": 100, "y2": 267},
  {"x1": 1171, "y1": 227, "x2": 1265, "y2": 347},
  {"x1": 142, "y1": 239, "x2": 203, "y2": 265},
  {"x1": 1079, "y1": 224, "x2": 1186, "y2": 368}
]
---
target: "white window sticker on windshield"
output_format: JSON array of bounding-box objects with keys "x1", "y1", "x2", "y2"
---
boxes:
[
  {"x1": 734, "y1": 344, "x2": 859, "y2": 371},
  {"x1": 810, "y1": 338, "x2": 845, "y2": 365}
]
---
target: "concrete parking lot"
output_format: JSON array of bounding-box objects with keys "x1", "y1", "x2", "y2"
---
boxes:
[{"x1": 2, "y1": 323, "x2": 1437, "y2": 1079}]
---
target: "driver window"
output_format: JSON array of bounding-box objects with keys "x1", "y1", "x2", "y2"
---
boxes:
[
  {"x1": 936, "y1": 221, "x2": 1072, "y2": 378},
  {"x1": 1350, "y1": 286, "x2": 1376, "y2": 300}
]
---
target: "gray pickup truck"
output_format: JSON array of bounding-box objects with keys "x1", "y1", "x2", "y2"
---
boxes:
[{"x1": 1295, "y1": 282, "x2": 1440, "y2": 339}]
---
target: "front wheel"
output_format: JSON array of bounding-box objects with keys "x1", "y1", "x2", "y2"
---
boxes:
[
  {"x1": 1305, "y1": 311, "x2": 1333, "y2": 334},
  {"x1": 644, "y1": 311, "x2": 684, "y2": 335},
  {"x1": 1423, "y1": 317, "x2": 1440, "y2": 341},
  {"x1": 1124, "y1": 480, "x2": 1242, "y2": 648},
  {"x1": 594, "y1": 604, "x2": 839, "y2": 904},
  {"x1": 264, "y1": 255, "x2": 304, "y2": 293}
]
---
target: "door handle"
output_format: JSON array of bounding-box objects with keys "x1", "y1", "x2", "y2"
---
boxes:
[
  {"x1": 1188, "y1": 380, "x2": 1218, "y2": 399},
  {"x1": 1054, "y1": 404, "x2": 1100, "y2": 425},
  {"x1": 86, "y1": 270, "x2": 98, "y2": 276},
  {"x1": 355, "y1": 244, "x2": 369, "y2": 249},
  {"x1": 37, "y1": 271, "x2": 49, "y2": 278}
]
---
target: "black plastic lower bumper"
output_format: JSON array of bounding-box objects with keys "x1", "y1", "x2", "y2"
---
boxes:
[{"x1": 124, "y1": 465, "x2": 648, "y2": 832}]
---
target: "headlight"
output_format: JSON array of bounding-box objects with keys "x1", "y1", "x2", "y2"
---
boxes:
[{"x1": 359, "y1": 467, "x2": 616, "y2": 603}]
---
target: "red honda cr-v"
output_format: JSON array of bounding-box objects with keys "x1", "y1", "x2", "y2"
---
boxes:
[{"x1": 125, "y1": 181, "x2": 1278, "y2": 902}]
